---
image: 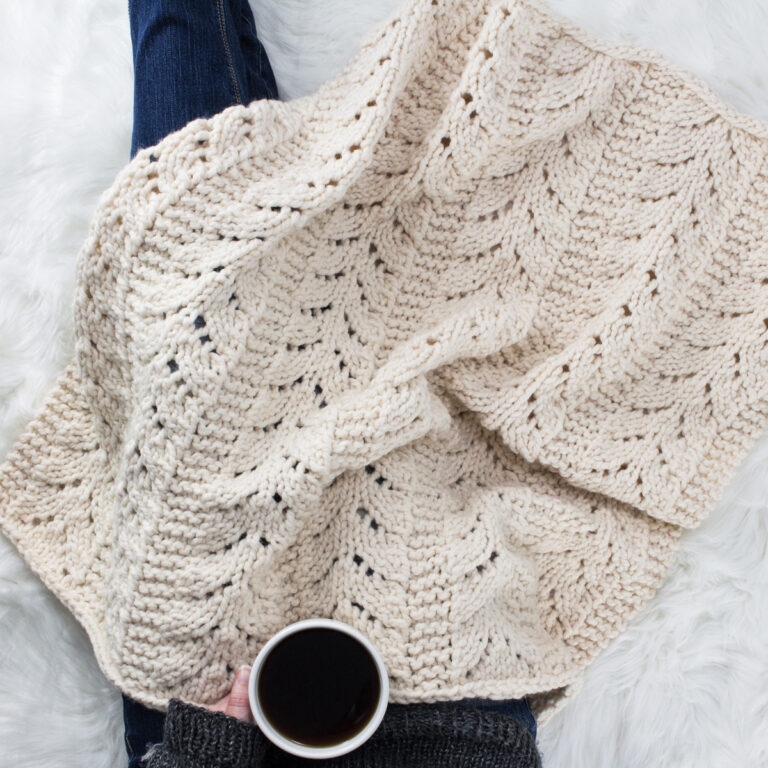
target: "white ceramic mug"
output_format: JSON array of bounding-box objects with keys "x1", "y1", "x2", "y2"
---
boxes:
[{"x1": 248, "y1": 618, "x2": 389, "y2": 759}]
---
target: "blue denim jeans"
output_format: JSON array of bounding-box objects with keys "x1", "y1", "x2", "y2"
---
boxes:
[
  {"x1": 122, "y1": 1, "x2": 536, "y2": 764},
  {"x1": 129, "y1": 0, "x2": 277, "y2": 158}
]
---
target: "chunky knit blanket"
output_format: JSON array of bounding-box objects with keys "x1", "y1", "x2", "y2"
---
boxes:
[{"x1": 1, "y1": 0, "x2": 767, "y2": 719}]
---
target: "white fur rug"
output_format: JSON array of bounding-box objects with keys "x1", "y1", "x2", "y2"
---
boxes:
[{"x1": 1, "y1": 1, "x2": 767, "y2": 766}]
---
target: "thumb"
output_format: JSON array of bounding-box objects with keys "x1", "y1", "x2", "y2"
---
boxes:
[{"x1": 225, "y1": 666, "x2": 253, "y2": 723}]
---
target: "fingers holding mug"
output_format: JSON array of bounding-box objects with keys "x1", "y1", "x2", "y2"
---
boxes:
[
  {"x1": 206, "y1": 666, "x2": 254, "y2": 723},
  {"x1": 228, "y1": 666, "x2": 254, "y2": 722}
]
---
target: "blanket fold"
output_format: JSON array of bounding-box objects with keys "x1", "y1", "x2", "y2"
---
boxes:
[{"x1": 1, "y1": 0, "x2": 767, "y2": 720}]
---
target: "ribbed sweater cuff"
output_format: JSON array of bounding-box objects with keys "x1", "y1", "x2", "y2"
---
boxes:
[
  {"x1": 336, "y1": 702, "x2": 541, "y2": 768},
  {"x1": 146, "y1": 700, "x2": 541, "y2": 768},
  {"x1": 146, "y1": 699, "x2": 268, "y2": 767}
]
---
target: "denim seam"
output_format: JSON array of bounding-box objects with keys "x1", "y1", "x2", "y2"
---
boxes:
[
  {"x1": 215, "y1": 0, "x2": 242, "y2": 105},
  {"x1": 239, "y1": 5, "x2": 261, "y2": 82}
]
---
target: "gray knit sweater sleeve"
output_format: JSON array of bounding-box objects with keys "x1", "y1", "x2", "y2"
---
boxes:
[{"x1": 144, "y1": 700, "x2": 541, "y2": 768}]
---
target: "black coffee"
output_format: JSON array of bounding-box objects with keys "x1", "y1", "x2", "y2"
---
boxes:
[{"x1": 257, "y1": 627, "x2": 381, "y2": 748}]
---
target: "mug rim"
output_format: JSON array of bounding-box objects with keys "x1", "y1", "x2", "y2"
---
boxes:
[{"x1": 248, "y1": 618, "x2": 389, "y2": 759}]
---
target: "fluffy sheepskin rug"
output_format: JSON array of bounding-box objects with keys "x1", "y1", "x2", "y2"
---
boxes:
[{"x1": 1, "y1": 1, "x2": 767, "y2": 766}]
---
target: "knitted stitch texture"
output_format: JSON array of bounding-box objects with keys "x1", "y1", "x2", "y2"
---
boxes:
[{"x1": 1, "y1": 0, "x2": 767, "y2": 718}]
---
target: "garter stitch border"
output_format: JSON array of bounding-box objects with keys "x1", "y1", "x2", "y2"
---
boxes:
[{"x1": 1, "y1": 0, "x2": 767, "y2": 721}]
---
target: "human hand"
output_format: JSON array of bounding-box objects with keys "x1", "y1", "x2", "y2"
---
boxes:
[{"x1": 205, "y1": 666, "x2": 253, "y2": 723}]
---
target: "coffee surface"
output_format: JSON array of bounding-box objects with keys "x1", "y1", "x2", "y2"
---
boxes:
[{"x1": 258, "y1": 628, "x2": 381, "y2": 747}]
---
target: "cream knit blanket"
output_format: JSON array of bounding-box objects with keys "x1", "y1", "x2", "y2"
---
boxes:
[{"x1": 1, "y1": 0, "x2": 767, "y2": 719}]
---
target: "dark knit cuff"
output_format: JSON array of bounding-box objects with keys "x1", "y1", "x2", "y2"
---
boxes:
[
  {"x1": 146, "y1": 699, "x2": 541, "y2": 768},
  {"x1": 144, "y1": 699, "x2": 268, "y2": 768},
  {"x1": 325, "y1": 702, "x2": 541, "y2": 768}
]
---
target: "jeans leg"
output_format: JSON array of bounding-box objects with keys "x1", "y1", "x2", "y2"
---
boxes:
[
  {"x1": 228, "y1": 0, "x2": 278, "y2": 106},
  {"x1": 122, "y1": 695, "x2": 166, "y2": 767},
  {"x1": 129, "y1": 0, "x2": 277, "y2": 158},
  {"x1": 456, "y1": 697, "x2": 537, "y2": 740}
]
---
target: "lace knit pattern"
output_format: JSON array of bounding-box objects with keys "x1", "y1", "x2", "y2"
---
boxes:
[{"x1": 1, "y1": 0, "x2": 767, "y2": 718}]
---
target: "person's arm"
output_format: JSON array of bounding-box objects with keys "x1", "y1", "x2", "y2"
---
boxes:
[
  {"x1": 143, "y1": 666, "x2": 266, "y2": 767},
  {"x1": 144, "y1": 670, "x2": 542, "y2": 768},
  {"x1": 144, "y1": 699, "x2": 269, "y2": 768}
]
